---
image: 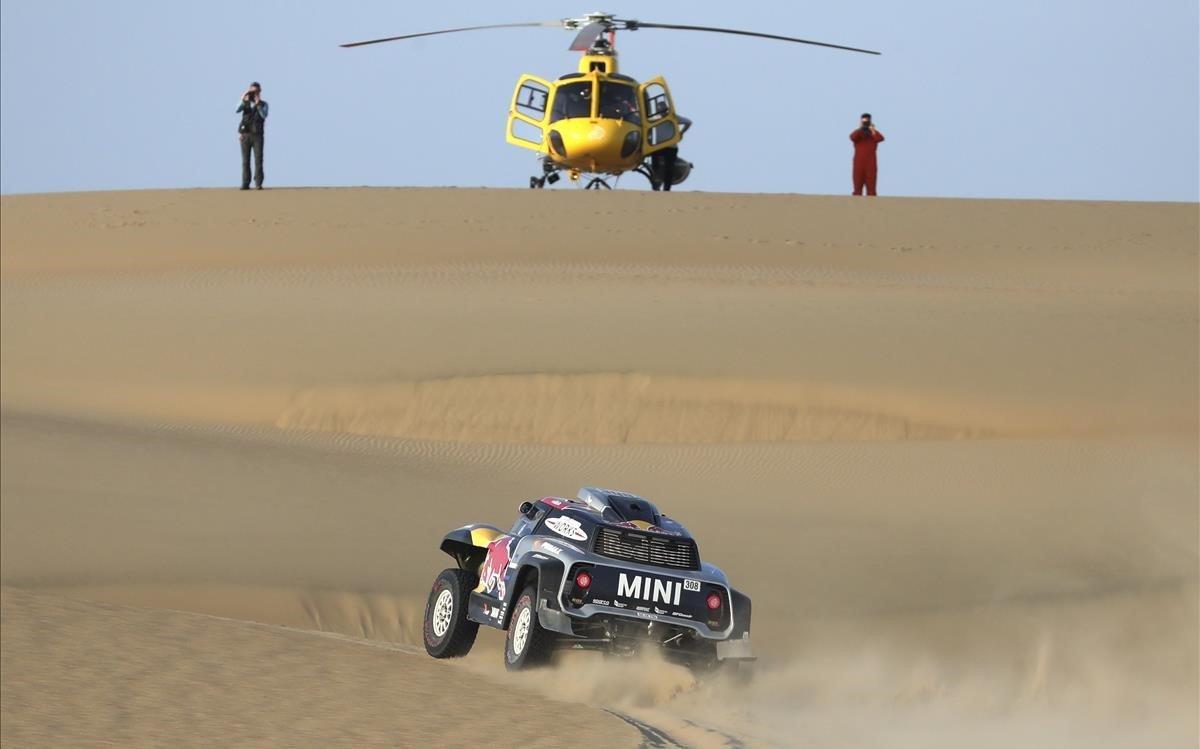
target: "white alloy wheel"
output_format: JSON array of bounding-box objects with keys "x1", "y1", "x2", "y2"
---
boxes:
[
  {"x1": 431, "y1": 588, "x2": 454, "y2": 638},
  {"x1": 512, "y1": 606, "x2": 532, "y2": 655}
]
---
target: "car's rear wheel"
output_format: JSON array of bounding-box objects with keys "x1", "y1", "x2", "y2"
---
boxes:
[
  {"x1": 504, "y1": 583, "x2": 555, "y2": 670},
  {"x1": 423, "y1": 568, "x2": 480, "y2": 658}
]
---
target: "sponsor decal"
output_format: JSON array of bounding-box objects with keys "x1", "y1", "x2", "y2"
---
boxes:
[
  {"x1": 671, "y1": 611, "x2": 694, "y2": 619},
  {"x1": 545, "y1": 516, "x2": 588, "y2": 542},
  {"x1": 647, "y1": 525, "x2": 683, "y2": 537},
  {"x1": 591, "y1": 599, "x2": 610, "y2": 606},
  {"x1": 617, "y1": 573, "x2": 684, "y2": 606},
  {"x1": 636, "y1": 611, "x2": 656, "y2": 619},
  {"x1": 635, "y1": 605, "x2": 651, "y2": 612},
  {"x1": 613, "y1": 600, "x2": 627, "y2": 608},
  {"x1": 479, "y1": 535, "x2": 516, "y2": 600},
  {"x1": 683, "y1": 579, "x2": 701, "y2": 592},
  {"x1": 531, "y1": 553, "x2": 549, "y2": 560},
  {"x1": 653, "y1": 606, "x2": 668, "y2": 615},
  {"x1": 534, "y1": 538, "x2": 582, "y2": 555},
  {"x1": 534, "y1": 540, "x2": 564, "y2": 555}
]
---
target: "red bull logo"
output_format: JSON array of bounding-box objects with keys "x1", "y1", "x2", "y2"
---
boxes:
[{"x1": 479, "y1": 535, "x2": 516, "y2": 599}]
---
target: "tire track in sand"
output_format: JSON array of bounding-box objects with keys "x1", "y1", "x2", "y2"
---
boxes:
[{"x1": 605, "y1": 710, "x2": 689, "y2": 748}]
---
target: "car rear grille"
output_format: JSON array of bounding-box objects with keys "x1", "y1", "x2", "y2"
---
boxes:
[{"x1": 593, "y1": 527, "x2": 700, "y2": 571}]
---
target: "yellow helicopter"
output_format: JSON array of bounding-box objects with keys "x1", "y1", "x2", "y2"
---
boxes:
[{"x1": 342, "y1": 12, "x2": 879, "y2": 190}]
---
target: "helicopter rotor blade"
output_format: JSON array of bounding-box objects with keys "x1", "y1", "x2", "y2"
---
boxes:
[
  {"x1": 628, "y1": 21, "x2": 880, "y2": 55},
  {"x1": 568, "y1": 22, "x2": 607, "y2": 51},
  {"x1": 340, "y1": 21, "x2": 560, "y2": 49}
]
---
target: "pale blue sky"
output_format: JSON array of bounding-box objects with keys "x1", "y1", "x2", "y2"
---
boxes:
[{"x1": 2, "y1": 1, "x2": 1197, "y2": 199}]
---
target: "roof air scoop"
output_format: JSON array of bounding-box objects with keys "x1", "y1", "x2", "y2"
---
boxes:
[{"x1": 577, "y1": 486, "x2": 661, "y2": 524}]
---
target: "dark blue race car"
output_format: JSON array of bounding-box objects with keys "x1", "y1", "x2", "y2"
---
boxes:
[{"x1": 422, "y1": 487, "x2": 753, "y2": 674}]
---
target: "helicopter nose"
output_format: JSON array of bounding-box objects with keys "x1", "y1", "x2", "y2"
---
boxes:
[{"x1": 553, "y1": 120, "x2": 639, "y2": 167}]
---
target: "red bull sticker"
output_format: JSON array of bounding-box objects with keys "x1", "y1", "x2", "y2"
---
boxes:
[{"x1": 478, "y1": 535, "x2": 516, "y2": 599}]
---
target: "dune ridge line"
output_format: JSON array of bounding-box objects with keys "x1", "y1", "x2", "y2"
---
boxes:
[{"x1": 274, "y1": 372, "x2": 1169, "y2": 445}]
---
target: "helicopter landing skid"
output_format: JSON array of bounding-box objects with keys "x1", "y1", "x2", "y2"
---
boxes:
[{"x1": 529, "y1": 172, "x2": 613, "y2": 190}]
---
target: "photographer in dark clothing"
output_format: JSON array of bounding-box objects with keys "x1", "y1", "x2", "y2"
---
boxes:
[{"x1": 236, "y1": 82, "x2": 269, "y2": 190}]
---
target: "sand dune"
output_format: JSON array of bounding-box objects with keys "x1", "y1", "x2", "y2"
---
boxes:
[
  {"x1": 1, "y1": 587, "x2": 636, "y2": 748},
  {"x1": 274, "y1": 371, "x2": 1195, "y2": 444},
  {"x1": 2, "y1": 190, "x2": 1194, "y2": 293},
  {"x1": 276, "y1": 373, "x2": 1000, "y2": 444},
  {"x1": 1, "y1": 188, "x2": 1196, "y2": 747}
]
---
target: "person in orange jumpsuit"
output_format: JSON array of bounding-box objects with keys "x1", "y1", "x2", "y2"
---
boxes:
[{"x1": 850, "y1": 113, "x2": 885, "y2": 196}]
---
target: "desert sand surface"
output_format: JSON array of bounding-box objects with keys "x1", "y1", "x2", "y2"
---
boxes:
[{"x1": 1, "y1": 188, "x2": 1197, "y2": 747}]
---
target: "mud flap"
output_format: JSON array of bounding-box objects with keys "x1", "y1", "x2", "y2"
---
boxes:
[
  {"x1": 715, "y1": 634, "x2": 754, "y2": 661},
  {"x1": 468, "y1": 591, "x2": 507, "y2": 629},
  {"x1": 537, "y1": 601, "x2": 574, "y2": 635}
]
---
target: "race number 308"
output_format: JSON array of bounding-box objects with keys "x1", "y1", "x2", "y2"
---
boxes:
[{"x1": 683, "y1": 579, "x2": 701, "y2": 592}]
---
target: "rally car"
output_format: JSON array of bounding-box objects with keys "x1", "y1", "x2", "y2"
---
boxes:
[{"x1": 422, "y1": 487, "x2": 753, "y2": 674}]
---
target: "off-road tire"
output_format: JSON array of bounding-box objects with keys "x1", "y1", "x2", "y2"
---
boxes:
[
  {"x1": 504, "y1": 584, "x2": 555, "y2": 670},
  {"x1": 423, "y1": 568, "x2": 480, "y2": 658}
]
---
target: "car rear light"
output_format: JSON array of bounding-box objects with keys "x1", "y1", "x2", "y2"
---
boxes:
[
  {"x1": 706, "y1": 592, "x2": 722, "y2": 610},
  {"x1": 567, "y1": 566, "x2": 593, "y2": 609}
]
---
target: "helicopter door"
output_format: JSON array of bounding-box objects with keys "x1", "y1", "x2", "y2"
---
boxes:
[
  {"x1": 506, "y1": 74, "x2": 552, "y2": 152},
  {"x1": 639, "y1": 77, "x2": 683, "y2": 155}
]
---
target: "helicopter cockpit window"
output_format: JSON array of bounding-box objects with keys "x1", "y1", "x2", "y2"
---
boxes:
[
  {"x1": 643, "y1": 82, "x2": 671, "y2": 122},
  {"x1": 550, "y1": 81, "x2": 593, "y2": 122},
  {"x1": 515, "y1": 80, "x2": 549, "y2": 121},
  {"x1": 598, "y1": 83, "x2": 641, "y2": 124}
]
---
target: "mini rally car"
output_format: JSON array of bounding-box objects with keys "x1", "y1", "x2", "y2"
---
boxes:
[{"x1": 422, "y1": 487, "x2": 753, "y2": 673}]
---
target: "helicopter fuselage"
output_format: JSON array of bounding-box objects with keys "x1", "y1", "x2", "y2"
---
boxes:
[{"x1": 507, "y1": 52, "x2": 688, "y2": 186}]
